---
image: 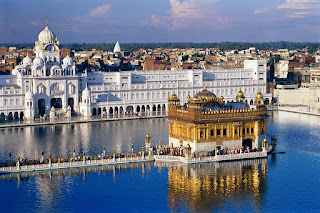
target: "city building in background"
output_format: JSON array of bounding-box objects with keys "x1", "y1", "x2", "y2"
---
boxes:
[{"x1": 0, "y1": 23, "x2": 272, "y2": 120}]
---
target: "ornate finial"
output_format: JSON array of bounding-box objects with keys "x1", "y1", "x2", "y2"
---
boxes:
[{"x1": 46, "y1": 19, "x2": 48, "y2": 26}]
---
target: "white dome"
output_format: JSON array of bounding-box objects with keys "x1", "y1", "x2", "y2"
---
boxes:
[
  {"x1": 33, "y1": 57, "x2": 44, "y2": 67},
  {"x1": 50, "y1": 65, "x2": 61, "y2": 71},
  {"x1": 38, "y1": 23, "x2": 58, "y2": 44},
  {"x1": 113, "y1": 41, "x2": 121, "y2": 53},
  {"x1": 15, "y1": 65, "x2": 24, "y2": 70},
  {"x1": 23, "y1": 55, "x2": 33, "y2": 65},
  {"x1": 82, "y1": 87, "x2": 91, "y2": 97},
  {"x1": 25, "y1": 90, "x2": 34, "y2": 99},
  {"x1": 63, "y1": 55, "x2": 73, "y2": 66}
]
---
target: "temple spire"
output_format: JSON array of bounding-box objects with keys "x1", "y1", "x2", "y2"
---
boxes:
[{"x1": 46, "y1": 19, "x2": 48, "y2": 26}]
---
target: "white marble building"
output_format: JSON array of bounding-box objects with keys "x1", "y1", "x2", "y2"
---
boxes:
[
  {"x1": 80, "y1": 59, "x2": 271, "y2": 116},
  {"x1": 0, "y1": 22, "x2": 78, "y2": 120},
  {"x1": 0, "y1": 23, "x2": 271, "y2": 120}
]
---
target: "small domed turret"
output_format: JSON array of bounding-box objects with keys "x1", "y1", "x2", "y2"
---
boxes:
[
  {"x1": 256, "y1": 91, "x2": 263, "y2": 99},
  {"x1": 236, "y1": 89, "x2": 245, "y2": 102},
  {"x1": 262, "y1": 136, "x2": 269, "y2": 151},
  {"x1": 255, "y1": 91, "x2": 264, "y2": 106},
  {"x1": 82, "y1": 87, "x2": 91, "y2": 98},
  {"x1": 23, "y1": 55, "x2": 33, "y2": 66},
  {"x1": 63, "y1": 55, "x2": 73, "y2": 66},
  {"x1": 113, "y1": 41, "x2": 121, "y2": 53},
  {"x1": 33, "y1": 57, "x2": 44, "y2": 67},
  {"x1": 168, "y1": 92, "x2": 180, "y2": 105},
  {"x1": 145, "y1": 133, "x2": 151, "y2": 139}
]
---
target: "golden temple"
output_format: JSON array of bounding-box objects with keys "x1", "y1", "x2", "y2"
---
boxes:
[{"x1": 168, "y1": 87, "x2": 268, "y2": 156}]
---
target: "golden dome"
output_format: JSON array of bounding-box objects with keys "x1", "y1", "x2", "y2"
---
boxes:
[
  {"x1": 262, "y1": 137, "x2": 268, "y2": 144},
  {"x1": 168, "y1": 92, "x2": 180, "y2": 101},
  {"x1": 145, "y1": 133, "x2": 151, "y2": 139},
  {"x1": 194, "y1": 87, "x2": 216, "y2": 99},
  {"x1": 220, "y1": 96, "x2": 224, "y2": 101},
  {"x1": 256, "y1": 92, "x2": 263, "y2": 99},
  {"x1": 188, "y1": 88, "x2": 223, "y2": 107},
  {"x1": 237, "y1": 90, "x2": 244, "y2": 98}
]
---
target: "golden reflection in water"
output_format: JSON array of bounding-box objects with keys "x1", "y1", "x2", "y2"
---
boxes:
[{"x1": 165, "y1": 158, "x2": 268, "y2": 212}]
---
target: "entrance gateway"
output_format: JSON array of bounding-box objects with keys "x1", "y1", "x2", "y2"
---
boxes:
[
  {"x1": 242, "y1": 138, "x2": 253, "y2": 150},
  {"x1": 51, "y1": 98, "x2": 62, "y2": 109},
  {"x1": 38, "y1": 99, "x2": 45, "y2": 116}
]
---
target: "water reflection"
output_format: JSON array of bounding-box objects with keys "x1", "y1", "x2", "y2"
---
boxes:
[
  {"x1": 160, "y1": 158, "x2": 268, "y2": 212},
  {"x1": 0, "y1": 118, "x2": 168, "y2": 162},
  {"x1": 0, "y1": 162, "x2": 154, "y2": 212},
  {"x1": 0, "y1": 159, "x2": 268, "y2": 212}
]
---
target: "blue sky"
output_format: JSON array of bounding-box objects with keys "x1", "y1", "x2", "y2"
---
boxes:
[{"x1": 0, "y1": 0, "x2": 320, "y2": 43}]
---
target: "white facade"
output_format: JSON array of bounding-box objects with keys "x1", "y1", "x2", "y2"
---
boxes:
[
  {"x1": 0, "y1": 22, "x2": 79, "y2": 120},
  {"x1": 81, "y1": 59, "x2": 271, "y2": 116},
  {"x1": 275, "y1": 60, "x2": 289, "y2": 78},
  {"x1": 0, "y1": 23, "x2": 271, "y2": 120}
]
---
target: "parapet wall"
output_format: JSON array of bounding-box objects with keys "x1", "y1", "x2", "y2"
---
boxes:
[{"x1": 169, "y1": 105, "x2": 267, "y2": 122}]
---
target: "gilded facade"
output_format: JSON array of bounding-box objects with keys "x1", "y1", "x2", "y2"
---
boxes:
[{"x1": 168, "y1": 88, "x2": 268, "y2": 155}]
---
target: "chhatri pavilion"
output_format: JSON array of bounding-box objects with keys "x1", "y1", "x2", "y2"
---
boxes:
[{"x1": 168, "y1": 87, "x2": 268, "y2": 156}]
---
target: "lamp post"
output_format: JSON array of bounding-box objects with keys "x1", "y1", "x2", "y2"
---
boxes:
[
  {"x1": 49, "y1": 153, "x2": 52, "y2": 168},
  {"x1": 271, "y1": 135, "x2": 277, "y2": 151},
  {"x1": 145, "y1": 133, "x2": 151, "y2": 150},
  {"x1": 83, "y1": 151, "x2": 86, "y2": 165},
  {"x1": 16, "y1": 156, "x2": 20, "y2": 170},
  {"x1": 142, "y1": 147, "x2": 145, "y2": 159},
  {"x1": 185, "y1": 144, "x2": 191, "y2": 158},
  {"x1": 158, "y1": 140, "x2": 162, "y2": 155},
  {"x1": 131, "y1": 144, "x2": 134, "y2": 156},
  {"x1": 40, "y1": 150, "x2": 44, "y2": 164}
]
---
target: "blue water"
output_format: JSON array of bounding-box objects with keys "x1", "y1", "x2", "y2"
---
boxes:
[{"x1": 1, "y1": 112, "x2": 320, "y2": 212}]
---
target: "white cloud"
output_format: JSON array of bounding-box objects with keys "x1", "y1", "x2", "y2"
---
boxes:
[
  {"x1": 75, "y1": 4, "x2": 112, "y2": 23},
  {"x1": 31, "y1": 21, "x2": 42, "y2": 26},
  {"x1": 89, "y1": 4, "x2": 112, "y2": 18},
  {"x1": 169, "y1": 0, "x2": 221, "y2": 29},
  {"x1": 277, "y1": 0, "x2": 320, "y2": 18},
  {"x1": 286, "y1": 11, "x2": 313, "y2": 18},
  {"x1": 278, "y1": 0, "x2": 320, "y2": 10},
  {"x1": 151, "y1": 15, "x2": 161, "y2": 26},
  {"x1": 253, "y1": 8, "x2": 268, "y2": 15}
]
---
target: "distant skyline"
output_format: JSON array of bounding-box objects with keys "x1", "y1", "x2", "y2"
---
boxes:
[{"x1": 1, "y1": 0, "x2": 320, "y2": 43}]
